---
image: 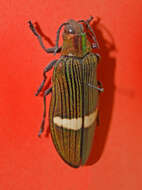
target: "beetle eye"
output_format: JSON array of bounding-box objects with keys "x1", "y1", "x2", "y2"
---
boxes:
[
  {"x1": 68, "y1": 26, "x2": 75, "y2": 34},
  {"x1": 64, "y1": 25, "x2": 75, "y2": 34},
  {"x1": 69, "y1": 28, "x2": 73, "y2": 33}
]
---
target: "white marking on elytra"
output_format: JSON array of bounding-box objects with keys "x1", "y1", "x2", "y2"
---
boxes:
[
  {"x1": 53, "y1": 117, "x2": 82, "y2": 130},
  {"x1": 84, "y1": 111, "x2": 97, "y2": 128},
  {"x1": 68, "y1": 53, "x2": 73, "y2": 56},
  {"x1": 53, "y1": 109, "x2": 98, "y2": 130}
]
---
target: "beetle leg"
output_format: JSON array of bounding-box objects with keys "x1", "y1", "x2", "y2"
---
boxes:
[
  {"x1": 97, "y1": 81, "x2": 104, "y2": 91},
  {"x1": 35, "y1": 59, "x2": 57, "y2": 96},
  {"x1": 88, "y1": 83, "x2": 104, "y2": 92},
  {"x1": 78, "y1": 17, "x2": 100, "y2": 48},
  {"x1": 45, "y1": 46, "x2": 62, "y2": 53},
  {"x1": 28, "y1": 21, "x2": 62, "y2": 54},
  {"x1": 96, "y1": 110, "x2": 100, "y2": 127},
  {"x1": 38, "y1": 87, "x2": 52, "y2": 137},
  {"x1": 95, "y1": 53, "x2": 101, "y2": 62}
]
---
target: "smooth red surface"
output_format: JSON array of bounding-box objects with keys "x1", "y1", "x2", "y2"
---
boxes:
[{"x1": 1, "y1": 1, "x2": 142, "y2": 189}]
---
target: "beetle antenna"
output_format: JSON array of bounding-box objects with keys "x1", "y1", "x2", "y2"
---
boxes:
[
  {"x1": 54, "y1": 22, "x2": 69, "y2": 55},
  {"x1": 86, "y1": 16, "x2": 94, "y2": 24},
  {"x1": 78, "y1": 16, "x2": 94, "y2": 24},
  {"x1": 78, "y1": 17, "x2": 100, "y2": 48}
]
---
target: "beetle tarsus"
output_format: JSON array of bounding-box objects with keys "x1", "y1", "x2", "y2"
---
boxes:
[
  {"x1": 28, "y1": 21, "x2": 39, "y2": 37},
  {"x1": 38, "y1": 120, "x2": 45, "y2": 137}
]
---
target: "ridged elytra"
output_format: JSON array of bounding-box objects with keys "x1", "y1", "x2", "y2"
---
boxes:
[{"x1": 28, "y1": 17, "x2": 104, "y2": 168}]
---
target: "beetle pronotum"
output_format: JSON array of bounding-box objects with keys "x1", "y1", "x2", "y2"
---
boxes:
[{"x1": 28, "y1": 17, "x2": 103, "y2": 168}]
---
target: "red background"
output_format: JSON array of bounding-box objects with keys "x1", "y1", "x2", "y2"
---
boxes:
[{"x1": 1, "y1": 1, "x2": 142, "y2": 189}]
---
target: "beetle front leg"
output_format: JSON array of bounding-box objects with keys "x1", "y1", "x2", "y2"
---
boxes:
[
  {"x1": 35, "y1": 59, "x2": 57, "y2": 96},
  {"x1": 38, "y1": 87, "x2": 52, "y2": 137},
  {"x1": 28, "y1": 21, "x2": 62, "y2": 54}
]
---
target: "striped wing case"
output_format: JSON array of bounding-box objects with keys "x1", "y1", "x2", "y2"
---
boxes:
[{"x1": 49, "y1": 52, "x2": 99, "y2": 168}]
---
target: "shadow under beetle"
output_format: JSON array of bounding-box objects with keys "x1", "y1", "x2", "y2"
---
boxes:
[{"x1": 28, "y1": 17, "x2": 104, "y2": 168}]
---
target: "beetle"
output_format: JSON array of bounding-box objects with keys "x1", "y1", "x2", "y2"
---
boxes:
[{"x1": 28, "y1": 17, "x2": 103, "y2": 168}]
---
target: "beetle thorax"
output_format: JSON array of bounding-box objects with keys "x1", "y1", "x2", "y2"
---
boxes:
[{"x1": 61, "y1": 20, "x2": 92, "y2": 57}]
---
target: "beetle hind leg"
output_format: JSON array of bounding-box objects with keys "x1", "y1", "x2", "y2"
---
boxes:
[
  {"x1": 38, "y1": 87, "x2": 52, "y2": 137},
  {"x1": 96, "y1": 110, "x2": 100, "y2": 127}
]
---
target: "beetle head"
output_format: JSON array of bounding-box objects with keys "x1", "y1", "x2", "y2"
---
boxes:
[
  {"x1": 54, "y1": 17, "x2": 99, "y2": 55},
  {"x1": 64, "y1": 19, "x2": 84, "y2": 35}
]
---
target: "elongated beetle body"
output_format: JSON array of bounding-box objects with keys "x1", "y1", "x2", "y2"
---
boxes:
[{"x1": 28, "y1": 17, "x2": 103, "y2": 168}]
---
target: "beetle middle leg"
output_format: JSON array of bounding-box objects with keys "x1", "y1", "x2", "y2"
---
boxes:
[
  {"x1": 88, "y1": 81, "x2": 104, "y2": 92},
  {"x1": 38, "y1": 87, "x2": 52, "y2": 137},
  {"x1": 35, "y1": 59, "x2": 57, "y2": 96}
]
